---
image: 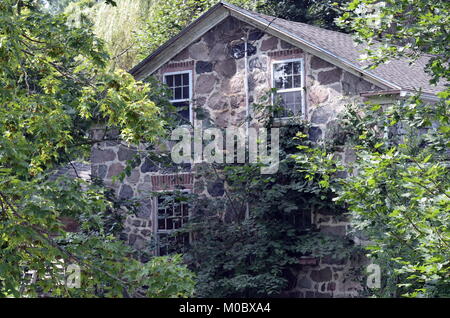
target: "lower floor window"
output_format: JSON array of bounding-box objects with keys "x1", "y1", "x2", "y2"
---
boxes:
[{"x1": 155, "y1": 194, "x2": 190, "y2": 256}]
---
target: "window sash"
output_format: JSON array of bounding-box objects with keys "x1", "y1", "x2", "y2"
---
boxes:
[
  {"x1": 152, "y1": 190, "x2": 191, "y2": 256},
  {"x1": 164, "y1": 71, "x2": 191, "y2": 101},
  {"x1": 163, "y1": 70, "x2": 193, "y2": 122},
  {"x1": 272, "y1": 58, "x2": 305, "y2": 118}
]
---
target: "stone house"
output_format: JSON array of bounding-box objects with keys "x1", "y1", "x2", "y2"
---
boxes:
[{"x1": 90, "y1": 2, "x2": 444, "y2": 297}]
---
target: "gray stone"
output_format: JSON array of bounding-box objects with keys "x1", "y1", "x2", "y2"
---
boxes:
[
  {"x1": 207, "y1": 180, "x2": 225, "y2": 197},
  {"x1": 172, "y1": 48, "x2": 189, "y2": 61},
  {"x1": 297, "y1": 277, "x2": 312, "y2": 289},
  {"x1": 248, "y1": 57, "x2": 267, "y2": 72},
  {"x1": 118, "y1": 145, "x2": 136, "y2": 161},
  {"x1": 280, "y1": 40, "x2": 294, "y2": 49},
  {"x1": 133, "y1": 236, "x2": 146, "y2": 250},
  {"x1": 309, "y1": 86, "x2": 329, "y2": 105},
  {"x1": 208, "y1": 93, "x2": 229, "y2": 111},
  {"x1": 126, "y1": 169, "x2": 140, "y2": 184},
  {"x1": 249, "y1": 30, "x2": 264, "y2": 41},
  {"x1": 141, "y1": 157, "x2": 157, "y2": 173},
  {"x1": 230, "y1": 95, "x2": 245, "y2": 109},
  {"x1": 228, "y1": 76, "x2": 244, "y2": 94},
  {"x1": 97, "y1": 165, "x2": 108, "y2": 179},
  {"x1": 318, "y1": 68, "x2": 342, "y2": 85},
  {"x1": 141, "y1": 229, "x2": 151, "y2": 236},
  {"x1": 189, "y1": 42, "x2": 209, "y2": 60},
  {"x1": 128, "y1": 234, "x2": 137, "y2": 245},
  {"x1": 308, "y1": 127, "x2": 322, "y2": 142},
  {"x1": 203, "y1": 31, "x2": 216, "y2": 49},
  {"x1": 196, "y1": 74, "x2": 216, "y2": 94},
  {"x1": 260, "y1": 36, "x2": 278, "y2": 51},
  {"x1": 136, "y1": 200, "x2": 152, "y2": 218},
  {"x1": 215, "y1": 60, "x2": 237, "y2": 78},
  {"x1": 107, "y1": 163, "x2": 124, "y2": 178},
  {"x1": 311, "y1": 107, "x2": 332, "y2": 124},
  {"x1": 119, "y1": 184, "x2": 134, "y2": 200},
  {"x1": 214, "y1": 111, "x2": 230, "y2": 128},
  {"x1": 311, "y1": 56, "x2": 333, "y2": 70},
  {"x1": 311, "y1": 267, "x2": 333, "y2": 282},
  {"x1": 196, "y1": 61, "x2": 213, "y2": 74},
  {"x1": 91, "y1": 148, "x2": 115, "y2": 163},
  {"x1": 210, "y1": 42, "x2": 227, "y2": 60},
  {"x1": 132, "y1": 219, "x2": 141, "y2": 227},
  {"x1": 137, "y1": 182, "x2": 152, "y2": 195}
]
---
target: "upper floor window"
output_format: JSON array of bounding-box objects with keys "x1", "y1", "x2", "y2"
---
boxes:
[
  {"x1": 272, "y1": 59, "x2": 305, "y2": 118},
  {"x1": 164, "y1": 71, "x2": 192, "y2": 123}
]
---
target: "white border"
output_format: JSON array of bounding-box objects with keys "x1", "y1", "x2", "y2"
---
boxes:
[
  {"x1": 152, "y1": 188, "x2": 192, "y2": 256},
  {"x1": 163, "y1": 70, "x2": 193, "y2": 123},
  {"x1": 270, "y1": 58, "x2": 306, "y2": 119}
]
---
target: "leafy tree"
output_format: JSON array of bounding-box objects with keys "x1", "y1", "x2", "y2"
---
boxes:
[
  {"x1": 65, "y1": 0, "x2": 155, "y2": 71},
  {"x1": 295, "y1": 0, "x2": 449, "y2": 297},
  {"x1": 0, "y1": 0, "x2": 195, "y2": 297},
  {"x1": 259, "y1": 0, "x2": 349, "y2": 31}
]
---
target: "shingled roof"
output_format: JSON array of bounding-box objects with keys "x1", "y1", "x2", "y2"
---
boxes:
[{"x1": 130, "y1": 1, "x2": 446, "y2": 96}]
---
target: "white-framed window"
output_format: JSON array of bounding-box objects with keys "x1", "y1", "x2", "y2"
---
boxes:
[
  {"x1": 163, "y1": 70, "x2": 193, "y2": 123},
  {"x1": 152, "y1": 190, "x2": 190, "y2": 256},
  {"x1": 271, "y1": 58, "x2": 306, "y2": 118}
]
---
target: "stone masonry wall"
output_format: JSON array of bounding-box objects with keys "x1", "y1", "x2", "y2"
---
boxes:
[{"x1": 92, "y1": 16, "x2": 383, "y2": 297}]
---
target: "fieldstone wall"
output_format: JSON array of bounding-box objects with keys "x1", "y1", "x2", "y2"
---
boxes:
[{"x1": 91, "y1": 16, "x2": 386, "y2": 297}]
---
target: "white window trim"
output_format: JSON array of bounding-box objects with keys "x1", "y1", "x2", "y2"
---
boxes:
[
  {"x1": 270, "y1": 58, "x2": 306, "y2": 120},
  {"x1": 163, "y1": 70, "x2": 193, "y2": 123},
  {"x1": 152, "y1": 189, "x2": 192, "y2": 256}
]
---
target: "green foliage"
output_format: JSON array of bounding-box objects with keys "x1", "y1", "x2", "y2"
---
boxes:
[
  {"x1": 175, "y1": 122, "x2": 358, "y2": 297},
  {"x1": 0, "y1": 0, "x2": 194, "y2": 298},
  {"x1": 295, "y1": 100, "x2": 450, "y2": 297},
  {"x1": 259, "y1": 0, "x2": 349, "y2": 31},
  {"x1": 338, "y1": 0, "x2": 450, "y2": 84}
]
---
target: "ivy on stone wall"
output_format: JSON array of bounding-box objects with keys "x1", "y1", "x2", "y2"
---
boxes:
[{"x1": 153, "y1": 114, "x2": 362, "y2": 297}]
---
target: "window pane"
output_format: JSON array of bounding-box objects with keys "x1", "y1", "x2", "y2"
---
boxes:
[
  {"x1": 284, "y1": 76, "x2": 293, "y2": 89},
  {"x1": 273, "y1": 64, "x2": 286, "y2": 80},
  {"x1": 158, "y1": 217, "x2": 166, "y2": 230},
  {"x1": 274, "y1": 76, "x2": 284, "y2": 89},
  {"x1": 174, "y1": 87, "x2": 182, "y2": 100},
  {"x1": 182, "y1": 86, "x2": 189, "y2": 99},
  {"x1": 292, "y1": 61, "x2": 301, "y2": 75},
  {"x1": 276, "y1": 91, "x2": 302, "y2": 117},
  {"x1": 173, "y1": 101, "x2": 190, "y2": 121},
  {"x1": 174, "y1": 74, "x2": 182, "y2": 86},
  {"x1": 182, "y1": 73, "x2": 189, "y2": 86},
  {"x1": 294, "y1": 75, "x2": 302, "y2": 88},
  {"x1": 165, "y1": 75, "x2": 174, "y2": 87},
  {"x1": 283, "y1": 62, "x2": 292, "y2": 75}
]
